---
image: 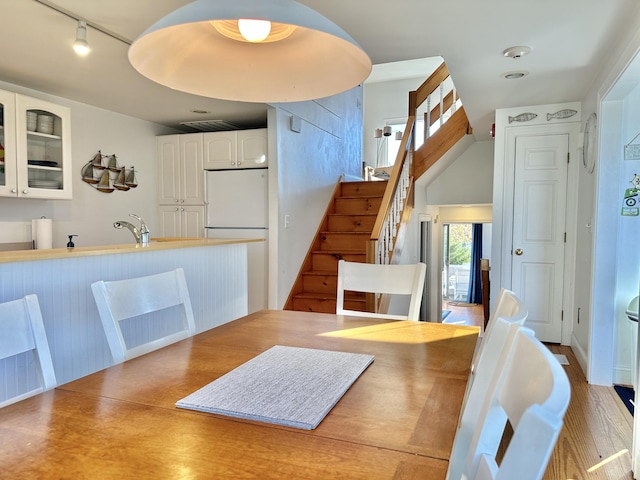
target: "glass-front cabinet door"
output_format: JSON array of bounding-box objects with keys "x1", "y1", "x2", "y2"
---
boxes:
[
  {"x1": 15, "y1": 95, "x2": 72, "y2": 199},
  {"x1": 0, "y1": 89, "x2": 17, "y2": 196}
]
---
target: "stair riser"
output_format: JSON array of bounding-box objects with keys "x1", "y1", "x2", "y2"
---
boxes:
[
  {"x1": 311, "y1": 253, "x2": 366, "y2": 271},
  {"x1": 320, "y1": 233, "x2": 368, "y2": 252},
  {"x1": 302, "y1": 275, "x2": 337, "y2": 294},
  {"x1": 340, "y1": 182, "x2": 387, "y2": 197},
  {"x1": 334, "y1": 197, "x2": 382, "y2": 214},
  {"x1": 327, "y1": 215, "x2": 376, "y2": 232}
]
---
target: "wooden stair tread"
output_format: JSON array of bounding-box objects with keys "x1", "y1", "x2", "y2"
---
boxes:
[
  {"x1": 295, "y1": 292, "x2": 365, "y2": 300},
  {"x1": 312, "y1": 249, "x2": 366, "y2": 255},
  {"x1": 302, "y1": 270, "x2": 338, "y2": 276},
  {"x1": 335, "y1": 195, "x2": 383, "y2": 200},
  {"x1": 327, "y1": 212, "x2": 378, "y2": 216},
  {"x1": 292, "y1": 291, "x2": 365, "y2": 300}
]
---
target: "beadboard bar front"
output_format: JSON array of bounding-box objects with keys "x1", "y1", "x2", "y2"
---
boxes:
[{"x1": 0, "y1": 240, "x2": 252, "y2": 400}]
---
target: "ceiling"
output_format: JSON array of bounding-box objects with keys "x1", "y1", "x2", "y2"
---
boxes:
[{"x1": 0, "y1": 1, "x2": 637, "y2": 140}]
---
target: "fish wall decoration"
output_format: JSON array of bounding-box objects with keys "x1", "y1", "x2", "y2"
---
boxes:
[
  {"x1": 547, "y1": 109, "x2": 578, "y2": 121},
  {"x1": 508, "y1": 112, "x2": 537, "y2": 124}
]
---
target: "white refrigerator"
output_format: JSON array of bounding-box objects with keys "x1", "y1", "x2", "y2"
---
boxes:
[{"x1": 205, "y1": 169, "x2": 268, "y2": 314}]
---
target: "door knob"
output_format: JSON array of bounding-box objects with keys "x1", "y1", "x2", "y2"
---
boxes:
[{"x1": 515, "y1": 248, "x2": 523, "y2": 256}]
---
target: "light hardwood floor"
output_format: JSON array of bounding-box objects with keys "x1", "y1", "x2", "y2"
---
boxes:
[{"x1": 443, "y1": 300, "x2": 634, "y2": 480}]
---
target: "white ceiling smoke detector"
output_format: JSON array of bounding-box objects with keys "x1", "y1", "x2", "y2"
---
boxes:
[{"x1": 502, "y1": 46, "x2": 531, "y2": 59}]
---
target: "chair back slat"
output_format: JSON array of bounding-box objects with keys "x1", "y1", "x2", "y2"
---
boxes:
[
  {"x1": 336, "y1": 260, "x2": 426, "y2": 320},
  {"x1": 0, "y1": 294, "x2": 56, "y2": 408},
  {"x1": 92, "y1": 268, "x2": 196, "y2": 364},
  {"x1": 0, "y1": 300, "x2": 37, "y2": 359}
]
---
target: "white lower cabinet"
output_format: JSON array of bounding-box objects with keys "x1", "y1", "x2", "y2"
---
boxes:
[{"x1": 159, "y1": 205, "x2": 205, "y2": 238}]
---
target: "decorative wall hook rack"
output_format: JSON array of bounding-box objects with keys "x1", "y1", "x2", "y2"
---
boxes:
[{"x1": 81, "y1": 151, "x2": 138, "y2": 193}]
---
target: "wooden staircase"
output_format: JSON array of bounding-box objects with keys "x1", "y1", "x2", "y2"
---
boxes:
[
  {"x1": 284, "y1": 180, "x2": 388, "y2": 314},
  {"x1": 285, "y1": 60, "x2": 472, "y2": 318}
]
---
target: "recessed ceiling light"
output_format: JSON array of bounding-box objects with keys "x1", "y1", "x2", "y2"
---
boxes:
[
  {"x1": 503, "y1": 46, "x2": 531, "y2": 59},
  {"x1": 502, "y1": 71, "x2": 529, "y2": 80}
]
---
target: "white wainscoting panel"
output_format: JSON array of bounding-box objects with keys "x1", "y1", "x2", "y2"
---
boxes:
[{"x1": 0, "y1": 243, "x2": 248, "y2": 402}]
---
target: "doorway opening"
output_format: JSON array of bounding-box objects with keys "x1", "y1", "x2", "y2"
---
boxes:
[
  {"x1": 442, "y1": 223, "x2": 472, "y2": 302},
  {"x1": 419, "y1": 217, "x2": 431, "y2": 321}
]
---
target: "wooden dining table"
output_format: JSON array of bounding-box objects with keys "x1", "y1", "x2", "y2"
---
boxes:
[{"x1": 0, "y1": 309, "x2": 478, "y2": 479}]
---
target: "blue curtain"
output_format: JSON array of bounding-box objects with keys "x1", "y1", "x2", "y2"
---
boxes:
[{"x1": 467, "y1": 224, "x2": 483, "y2": 304}]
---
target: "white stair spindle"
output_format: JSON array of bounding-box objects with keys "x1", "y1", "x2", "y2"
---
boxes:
[
  {"x1": 439, "y1": 84, "x2": 444, "y2": 127},
  {"x1": 426, "y1": 97, "x2": 431, "y2": 139},
  {"x1": 451, "y1": 83, "x2": 457, "y2": 113}
]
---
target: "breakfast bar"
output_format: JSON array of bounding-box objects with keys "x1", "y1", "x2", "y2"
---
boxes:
[{"x1": 0, "y1": 238, "x2": 261, "y2": 390}]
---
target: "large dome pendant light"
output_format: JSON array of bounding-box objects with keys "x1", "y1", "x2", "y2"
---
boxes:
[{"x1": 128, "y1": 0, "x2": 372, "y2": 103}]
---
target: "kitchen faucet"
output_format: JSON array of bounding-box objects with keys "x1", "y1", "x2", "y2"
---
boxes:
[{"x1": 113, "y1": 213, "x2": 150, "y2": 246}]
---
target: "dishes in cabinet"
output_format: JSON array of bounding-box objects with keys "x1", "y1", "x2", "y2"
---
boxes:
[
  {"x1": 28, "y1": 160, "x2": 59, "y2": 168},
  {"x1": 26, "y1": 111, "x2": 37, "y2": 131},
  {"x1": 36, "y1": 114, "x2": 54, "y2": 134},
  {"x1": 29, "y1": 179, "x2": 61, "y2": 189}
]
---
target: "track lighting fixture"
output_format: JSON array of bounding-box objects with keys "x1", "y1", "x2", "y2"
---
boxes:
[{"x1": 73, "y1": 20, "x2": 90, "y2": 56}]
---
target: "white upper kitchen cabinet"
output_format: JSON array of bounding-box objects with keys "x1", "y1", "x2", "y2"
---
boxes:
[
  {"x1": 157, "y1": 134, "x2": 204, "y2": 206},
  {"x1": 0, "y1": 90, "x2": 72, "y2": 199},
  {"x1": 203, "y1": 129, "x2": 267, "y2": 170}
]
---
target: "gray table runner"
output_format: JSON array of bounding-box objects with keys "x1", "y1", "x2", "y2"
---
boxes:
[{"x1": 176, "y1": 345, "x2": 374, "y2": 430}]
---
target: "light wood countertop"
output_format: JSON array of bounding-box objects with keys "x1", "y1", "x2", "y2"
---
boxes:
[{"x1": 0, "y1": 237, "x2": 264, "y2": 264}]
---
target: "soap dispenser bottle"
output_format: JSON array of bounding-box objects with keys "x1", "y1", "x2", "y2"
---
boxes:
[{"x1": 67, "y1": 235, "x2": 77, "y2": 248}]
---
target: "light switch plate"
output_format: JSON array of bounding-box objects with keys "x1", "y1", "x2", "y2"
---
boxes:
[{"x1": 290, "y1": 115, "x2": 302, "y2": 133}]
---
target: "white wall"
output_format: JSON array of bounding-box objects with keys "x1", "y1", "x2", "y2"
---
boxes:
[
  {"x1": 426, "y1": 141, "x2": 494, "y2": 205},
  {"x1": 0, "y1": 80, "x2": 177, "y2": 248},
  {"x1": 595, "y1": 81, "x2": 640, "y2": 386},
  {"x1": 269, "y1": 87, "x2": 364, "y2": 308},
  {"x1": 363, "y1": 76, "x2": 430, "y2": 169},
  {"x1": 583, "y1": 2, "x2": 640, "y2": 385}
]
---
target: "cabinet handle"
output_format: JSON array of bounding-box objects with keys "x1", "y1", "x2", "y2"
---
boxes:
[
  {"x1": 231, "y1": 161, "x2": 236, "y2": 166},
  {"x1": 22, "y1": 189, "x2": 28, "y2": 194},
  {"x1": 175, "y1": 199, "x2": 179, "y2": 203},
  {"x1": 11, "y1": 188, "x2": 17, "y2": 193},
  {"x1": 237, "y1": 160, "x2": 242, "y2": 165},
  {"x1": 181, "y1": 199, "x2": 185, "y2": 203}
]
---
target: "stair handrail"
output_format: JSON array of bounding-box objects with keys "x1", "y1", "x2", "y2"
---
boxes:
[
  {"x1": 368, "y1": 62, "x2": 458, "y2": 266},
  {"x1": 367, "y1": 117, "x2": 414, "y2": 265}
]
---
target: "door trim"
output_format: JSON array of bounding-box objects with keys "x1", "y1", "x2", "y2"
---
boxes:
[{"x1": 495, "y1": 122, "x2": 580, "y2": 346}]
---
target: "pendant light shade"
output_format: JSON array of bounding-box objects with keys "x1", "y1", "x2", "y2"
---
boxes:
[{"x1": 128, "y1": 0, "x2": 372, "y2": 103}]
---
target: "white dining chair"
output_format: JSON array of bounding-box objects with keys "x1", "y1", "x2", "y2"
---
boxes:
[
  {"x1": 447, "y1": 327, "x2": 570, "y2": 480},
  {"x1": 488, "y1": 287, "x2": 528, "y2": 327},
  {"x1": 91, "y1": 268, "x2": 196, "y2": 364},
  {"x1": 447, "y1": 316, "x2": 532, "y2": 480},
  {"x1": 0, "y1": 294, "x2": 57, "y2": 408},
  {"x1": 336, "y1": 259, "x2": 426, "y2": 320},
  {"x1": 472, "y1": 288, "x2": 528, "y2": 373},
  {"x1": 453, "y1": 289, "x2": 529, "y2": 458}
]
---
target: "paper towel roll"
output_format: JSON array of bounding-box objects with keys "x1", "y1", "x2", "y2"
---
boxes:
[{"x1": 32, "y1": 218, "x2": 53, "y2": 250}]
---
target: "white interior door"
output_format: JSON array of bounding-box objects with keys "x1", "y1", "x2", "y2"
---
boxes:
[{"x1": 511, "y1": 134, "x2": 568, "y2": 342}]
